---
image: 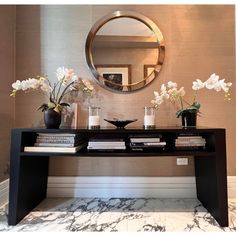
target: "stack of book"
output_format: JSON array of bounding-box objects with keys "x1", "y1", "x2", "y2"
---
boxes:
[
  {"x1": 129, "y1": 135, "x2": 166, "y2": 151},
  {"x1": 87, "y1": 139, "x2": 126, "y2": 151},
  {"x1": 175, "y1": 135, "x2": 206, "y2": 150},
  {"x1": 24, "y1": 133, "x2": 86, "y2": 153}
]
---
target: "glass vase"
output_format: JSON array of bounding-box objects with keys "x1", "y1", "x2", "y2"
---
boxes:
[
  {"x1": 144, "y1": 106, "x2": 155, "y2": 129},
  {"x1": 88, "y1": 106, "x2": 100, "y2": 129}
]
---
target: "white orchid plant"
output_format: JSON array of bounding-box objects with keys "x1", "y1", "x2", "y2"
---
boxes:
[
  {"x1": 11, "y1": 67, "x2": 94, "y2": 113},
  {"x1": 151, "y1": 73, "x2": 232, "y2": 118}
]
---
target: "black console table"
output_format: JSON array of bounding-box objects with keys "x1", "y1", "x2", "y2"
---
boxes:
[{"x1": 8, "y1": 127, "x2": 228, "y2": 227}]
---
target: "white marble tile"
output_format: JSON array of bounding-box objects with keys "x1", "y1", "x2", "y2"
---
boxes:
[{"x1": 0, "y1": 198, "x2": 236, "y2": 232}]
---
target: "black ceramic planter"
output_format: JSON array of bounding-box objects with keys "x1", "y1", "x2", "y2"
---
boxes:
[
  {"x1": 181, "y1": 110, "x2": 197, "y2": 127},
  {"x1": 44, "y1": 109, "x2": 61, "y2": 129}
]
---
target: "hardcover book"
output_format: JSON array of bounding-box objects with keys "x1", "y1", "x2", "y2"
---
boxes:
[{"x1": 24, "y1": 144, "x2": 85, "y2": 153}]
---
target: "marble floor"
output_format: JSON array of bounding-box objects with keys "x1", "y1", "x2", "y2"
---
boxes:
[{"x1": 0, "y1": 198, "x2": 236, "y2": 232}]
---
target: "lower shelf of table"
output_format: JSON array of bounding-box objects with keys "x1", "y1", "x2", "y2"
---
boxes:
[{"x1": 20, "y1": 150, "x2": 216, "y2": 157}]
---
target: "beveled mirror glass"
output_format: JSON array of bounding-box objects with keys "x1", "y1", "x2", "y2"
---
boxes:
[{"x1": 85, "y1": 11, "x2": 165, "y2": 92}]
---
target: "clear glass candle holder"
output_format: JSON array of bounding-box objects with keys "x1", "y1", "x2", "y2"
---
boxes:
[
  {"x1": 144, "y1": 106, "x2": 155, "y2": 129},
  {"x1": 88, "y1": 107, "x2": 100, "y2": 129}
]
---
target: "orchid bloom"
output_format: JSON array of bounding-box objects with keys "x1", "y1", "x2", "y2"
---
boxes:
[
  {"x1": 12, "y1": 80, "x2": 22, "y2": 90},
  {"x1": 151, "y1": 84, "x2": 170, "y2": 108},
  {"x1": 10, "y1": 66, "x2": 95, "y2": 113},
  {"x1": 150, "y1": 72, "x2": 232, "y2": 116},
  {"x1": 167, "y1": 81, "x2": 177, "y2": 89},
  {"x1": 192, "y1": 79, "x2": 205, "y2": 90},
  {"x1": 205, "y1": 73, "x2": 220, "y2": 89}
]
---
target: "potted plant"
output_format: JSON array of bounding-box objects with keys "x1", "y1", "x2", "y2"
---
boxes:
[
  {"x1": 151, "y1": 73, "x2": 232, "y2": 127},
  {"x1": 11, "y1": 67, "x2": 94, "y2": 129}
]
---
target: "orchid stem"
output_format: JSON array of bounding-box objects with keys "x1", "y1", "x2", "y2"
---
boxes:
[
  {"x1": 180, "y1": 97, "x2": 184, "y2": 110},
  {"x1": 58, "y1": 81, "x2": 75, "y2": 104}
]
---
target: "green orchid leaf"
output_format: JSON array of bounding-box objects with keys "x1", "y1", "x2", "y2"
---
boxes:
[
  {"x1": 176, "y1": 110, "x2": 183, "y2": 118},
  {"x1": 60, "y1": 102, "x2": 70, "y2": 107},
  {"x1": 38, "y1": 103, "x2": 49, "y2": 112},
  {"x1": 49, "y1": 95, "x2": 54, "y2": 103},
  {"x1": 192, "y1": 101, "x2": 201, "y2": 110},
  {"x1": 186, "y1": 107, "x2": 198, "y2": 111}
]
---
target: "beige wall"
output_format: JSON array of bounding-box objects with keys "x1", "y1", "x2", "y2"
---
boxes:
[
  {"x1": 15, "y1": 5, "x2": 236, "y2": 177},
  {"x1": 15, "y1": 6, "x2": 43, "y2": 128},
  {"x1": 0, "y1": 6, "x2": 15, "y2": 182}
]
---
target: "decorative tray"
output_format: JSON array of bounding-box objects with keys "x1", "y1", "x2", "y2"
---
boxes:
[{"x1": 104, "y1": 118, "x2": 138, "y2": 129}]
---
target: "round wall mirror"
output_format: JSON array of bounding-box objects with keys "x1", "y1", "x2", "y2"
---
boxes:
[{"x1": 85, "y1": 11, "x2": 165, "y2": 92}]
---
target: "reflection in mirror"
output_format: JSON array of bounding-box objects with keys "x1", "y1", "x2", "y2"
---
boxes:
[{"x1": 86, "y1": 11, "x2": 165, "y2": 92}]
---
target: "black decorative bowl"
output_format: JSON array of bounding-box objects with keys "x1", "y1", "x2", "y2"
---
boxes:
[{"x1": 104, "y1": 118, "x2": 138, "y2": 129}]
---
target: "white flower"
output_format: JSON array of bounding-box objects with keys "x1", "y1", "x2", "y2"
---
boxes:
[
  {"x1": 56, "y1": 67, "x2": 76, "y2": 82},
  {"x1": 71, "y1": 75, "x2": 78, "y2": 82},
  {"x1": 28, "y1": 78, "x2": 40, "y2": 89},
  {"x1": 167, "y1": 81, "x2": 177, "y2": 89},
  {"x1": 63, "y1": 74, "x2": 78, "y2": 86},
  {"x1": 151, "y1": 99, "x2": 157, "y2": 106},
  {"x1": 192, "y1": 79, "x2": 205, "y2": 90},
  {"x1": 161, "y1": 92, "x2": 169, "y2": 100},
  {"x1": 160, "y1": 84, "x2": 167, "y2": 93},
  {"x1": 57, "y1": 67, "x2": 78, "y2": 86},
  {"x1": 151, "y1": 73, "x2": 232, "y2": 113},
  {"x1": 205, "y1": 73, "x2": 219, "y2": 90},
  {"x1": 154, "y1": 91, "x2": 160, "y2": 97},
  {"x1": 153, "y1": 96, "x2": 164, "y2": 106},
  {"x1": 152, "y1": 87, "x2": 170, "y2": 108},
  {"x1": 56, "y1": 66, "x2": 66, "y2": 81},
  {"x1": 204, "y1": 73, "x2": 232, "y2": 93},
  {"x1": 21, "y1": 80, "x2": 30, "y2": 91},
  {"x1": 40, "y1": 82, "x2": 52, "y2": 93},
  {"x1": 160, "y1": 85, "x2": 169, "y2": 99},
  {"x1": 81, "y1": 78, "x2": 94, "y2": 91},
  {"x1": 12, "y1": 80, "x2": 22, "y2": 90},
  {"x1": 213, "y1": 79, "x2": 232, "y2": 93}
]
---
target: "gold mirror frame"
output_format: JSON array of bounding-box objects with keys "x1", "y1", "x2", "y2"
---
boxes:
[{"x1": 85, "y1": 10, "x2": 165, "y2": 93}]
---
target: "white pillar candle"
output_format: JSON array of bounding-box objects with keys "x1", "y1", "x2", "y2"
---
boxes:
[
  {"x1": 144, "y1": 115, "x2": 155, "y2": 126},
  {"x1": 89, "y1": 115, "x2": 100, "y2": 127}
]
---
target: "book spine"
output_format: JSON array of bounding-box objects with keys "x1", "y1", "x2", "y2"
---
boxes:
[
  {"x1": 176, "y1": 137, "x2": 205, "y2": 141},
  {"x1": 37, "y1": 133, "x2": 78, "y2": 137},
  {"x1": 130, "y1": 138, "x2": 161, "y2": 142},
  {"x1": 175, "y1": 146, "x2": 206, "y2": 150},
  {"x1": 175, "y1": 143, "x2": 206, "y2": 147},
  {"x1": 34, "y1": 143, "x2": 77, "y2": 147},
  {"x1": 88, "y1": 142, "x2": 125, "y2": 145},
  {"x1": 178, "y1": 133, "x2": 201, "y2": 136},
  {"x1": 36, "y1": 140, "x2": 77, "y2": 144},
  {"x1": 130, "y1": 142, "x2": 166, "y2": 146},
  {"x1": 130, "y1": 147, "x2": 165, "y2": 151},
  {"x1": 37, "y1": 137, "x2": 78, "y2": 141},
  {"x1": 175, "y1": 141, "x2": 206, "y2": 144},
  {"x1": 128, "y1": 134, "x2": 162, "y2": 138},
  {"x1": 87, "y1": 146, "x2": 126, "y2": 150}
]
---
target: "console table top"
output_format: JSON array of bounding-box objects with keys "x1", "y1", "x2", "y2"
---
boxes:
[{"x1": 12, "y1": 126, "x2": 225, "y2": 133}]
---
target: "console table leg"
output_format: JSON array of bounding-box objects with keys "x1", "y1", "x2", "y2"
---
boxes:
[
  {"x1": 8, "y1": 156, "x2": 49, "y2": 225},
  {"x1": 194, "y1": 155, "x2": 228, "y2": 227}
]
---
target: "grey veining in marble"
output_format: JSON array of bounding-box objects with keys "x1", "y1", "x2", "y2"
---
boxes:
[{"x1": 0, "y1": 198, "x2": 236, "y2": 232}]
